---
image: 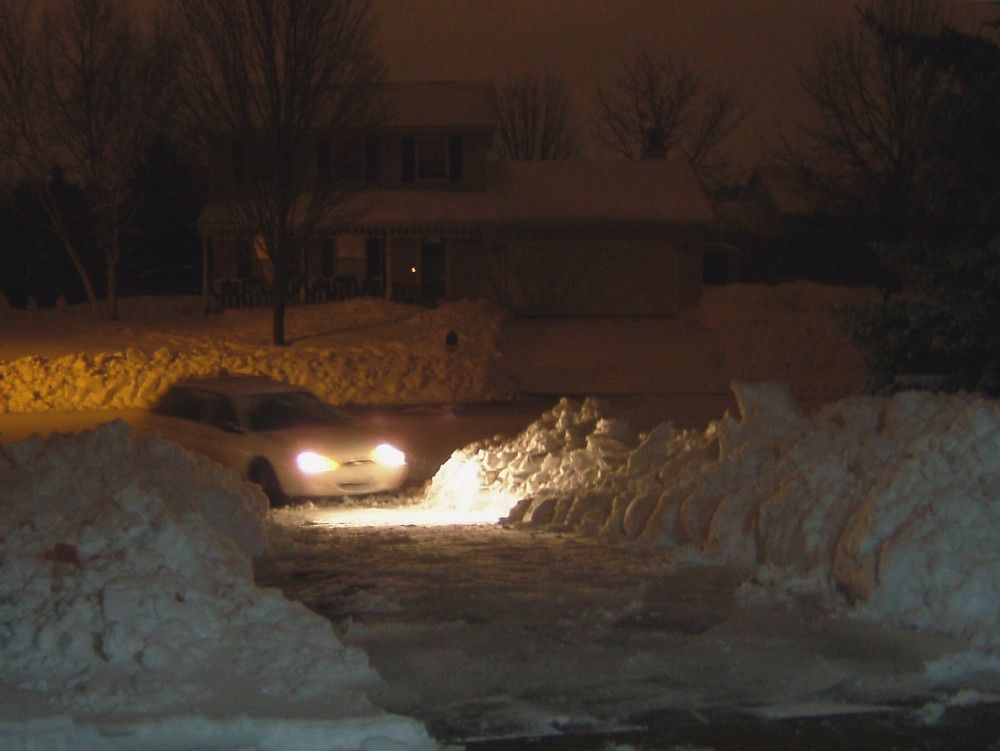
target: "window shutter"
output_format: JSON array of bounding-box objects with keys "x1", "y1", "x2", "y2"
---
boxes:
[
  {"x1": 449, "y1": 136, "x2": 463, "y2": 182},
  {"x1": 232, "y1": 137, "x2": 247, "y2": 184},
  {"x1": 364, "y1": 138, "x2": 379, "y2": 183},
  {"x1": 402, "y1": 137, "x2": 415, "y2": 182},
  {"x1": 317, "y1": 138, "x2": 331, "y2": 186}
]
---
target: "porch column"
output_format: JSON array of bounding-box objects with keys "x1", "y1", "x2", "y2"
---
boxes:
[
  {"x1": 201, "y1": 234, "x2": 211, "y2": 314},
  {"x1": 384, "y1": 234, "x2": 393, "y2": 301}
]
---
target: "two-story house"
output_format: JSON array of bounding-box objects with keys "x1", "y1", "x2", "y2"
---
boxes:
[{"x1": 197, "y1": 81, "x2": 714, "y2": 316}]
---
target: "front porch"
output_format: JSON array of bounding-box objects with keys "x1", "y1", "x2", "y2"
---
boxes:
[
  {"x1": 209, "y1": 275, "x2": 428, "y2": 309},
  {"x1": 201, "y1": 226, "x2": 484, "y2": 311}
]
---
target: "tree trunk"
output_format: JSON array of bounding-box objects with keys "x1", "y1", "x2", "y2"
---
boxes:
[
  {"x1": 106, "y1": 258, "x2": 119, "y2": 321},
  {"x1": 57, "y1": 232, "x2": 104, "y2": 319},
  {"x1": 269, "y1": 233, "x2": 291, "y2": 345},
  {"x1": 271, "y1": 252, "x2": 287, "y2": 346},
  {"x1": 102, "y1": 209, "x2": 122, "y2": 321},
  {"x1": 271, "y1": 292, "x2": 286, "y2": 346}
]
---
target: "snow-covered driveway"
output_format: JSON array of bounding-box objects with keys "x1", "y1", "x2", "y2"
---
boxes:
[
  {"x1": 5, "y1": 284, "x2": 1000, "y2": 750},
  {"x1": 255, "y1": 520, "x2": 979, "y2": 745}
]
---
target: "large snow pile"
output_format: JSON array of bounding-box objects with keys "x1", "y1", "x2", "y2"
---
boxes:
[
  {"x1": 0, "y1": 421, "x2": 438, "y2": 749},
  {"x1": 0, "y1": 298, "x2": 514, "y2": 413},
  {"x1": 425, "y1": 383, "x2": 1000, "y2": 647}
]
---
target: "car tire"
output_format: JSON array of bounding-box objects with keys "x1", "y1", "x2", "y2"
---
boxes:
[{"x1": 249, "y1": 459, "x2": 288, "y2": 508}]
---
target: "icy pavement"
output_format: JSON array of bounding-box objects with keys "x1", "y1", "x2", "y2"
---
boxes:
[{"x1": 256, "y1": 520, "x2": 995, "y2": 745}]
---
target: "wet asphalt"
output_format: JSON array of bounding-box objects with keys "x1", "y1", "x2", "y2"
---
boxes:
[{"x1": 460, "y1": 702, "x2": 1000, "y2": 750}]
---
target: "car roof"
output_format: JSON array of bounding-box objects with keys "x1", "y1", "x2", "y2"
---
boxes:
[{"x1": 167, "y1": 375, "x2": 311, "y2": 397}]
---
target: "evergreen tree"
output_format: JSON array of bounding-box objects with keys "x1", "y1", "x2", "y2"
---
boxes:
[
  {"x1": 842, "y1": 20, "x2": 1000, "y2": 395},
  {"x1": 122, "y1": 136, "x2": 207, "y2": 295}
]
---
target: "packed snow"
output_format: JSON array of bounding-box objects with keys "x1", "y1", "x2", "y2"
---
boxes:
[
  {"x1": 2, "y1": 282, "x2": 999, "y2": 748},
  {"x1": 425, "y1": 384, "x2": 1000, "y2": 648},
  {"x1": 0, "y1": 420, "x2": 438, "y2": 750}
]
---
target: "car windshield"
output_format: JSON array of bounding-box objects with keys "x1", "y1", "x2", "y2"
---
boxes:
[{"x1": 241, "y1": 391, "x2": 349, "y2": 432}]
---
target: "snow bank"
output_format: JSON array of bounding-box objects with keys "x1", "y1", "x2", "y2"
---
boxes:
[
  {"x1": 0, "y1": 422, "x2": 439, "y2": 749},
  {"x1": 0, "y1": 284, "x2": 875, "y2": 414},
  {"x1": 0, "y1": 299, "x2": 514, "y2": 412},
  {"x1": 425, "y1": 384, "x2": 1000, "y2": 647}
]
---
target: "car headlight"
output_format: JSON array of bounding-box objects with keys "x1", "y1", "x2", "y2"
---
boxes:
[
  {"x1": 296, "y1": 451, "x2": 339, "y2": 475},
  {"x1": 372, "y1": 443, "x2": 406, "y2": 467}
]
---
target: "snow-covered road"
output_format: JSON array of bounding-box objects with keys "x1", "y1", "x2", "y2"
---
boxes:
[{"x1": 255, "y1": 519, "x2": 983, "y2": 745}]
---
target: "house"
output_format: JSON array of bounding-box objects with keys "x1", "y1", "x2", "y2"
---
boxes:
[{"x1": 197, "y1": 81, "x2": 714, "y2": 317}]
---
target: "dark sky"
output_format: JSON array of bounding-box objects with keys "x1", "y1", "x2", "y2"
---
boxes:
[{"x1": 374, "y1": 0, "x2": 999, "y2": 167}]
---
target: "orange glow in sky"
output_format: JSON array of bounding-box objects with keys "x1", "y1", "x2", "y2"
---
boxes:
[{"x1": 373, "y1": 0, "x2": 998, "y2": 167}]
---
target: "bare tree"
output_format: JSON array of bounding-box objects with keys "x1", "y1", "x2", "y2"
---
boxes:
[
  {"x1": 0, "y1": 0, "x2": 175, "y2": 318},
  {"x1": 0, "y1": 0, "x2": 100, "y2": 311},
  {"x1": 778, "y1": 0, "x2": 952, "y2": 239},
  {"x1": 594, "y1": 48, "x2": 745, "y2": 188},
  {"x1": 176, "y1": 0, "x2": 383, "y2": 346},
  {"x1": 494, "y1": 72, "x2": 581, "y2": 160}
]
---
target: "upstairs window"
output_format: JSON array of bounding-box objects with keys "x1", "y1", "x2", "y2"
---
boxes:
[
  {"x1": 332, "y1": 139, "x2": 365, "y2": 181},
  {"x1": 232, "y1": 133, "x2": 276, "y2": 183},
  {"x1": 417, "y1": 137, "x2": 448, "y2": 180},
  {"x1": 324, "y1": 137, "x2": 379, "y2": 183},
  {"x1": 402, "y1": 136, "x2": 463, "y2": 183}
]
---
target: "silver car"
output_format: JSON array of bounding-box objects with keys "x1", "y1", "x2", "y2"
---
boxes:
[{"x1": 145, "y1": 376, "x2": 408, "y2": 506}]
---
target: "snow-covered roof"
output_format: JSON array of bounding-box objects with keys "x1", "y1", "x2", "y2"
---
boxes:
[
  {"x1": 491, "y1": 159, "x2": 714, "y2": 226},
  {"x1": 334, "y1": 159, "x2": 714, "y2": 228},
  {"x1": 330, "y1": 186, "x2": 497, "y2": 227},
  {"x1": 381, "y1": 81, "x2": 496, "y2": 130},
  {"x1": 200, "y1": 159, "x2": 713, "y2": 231}
]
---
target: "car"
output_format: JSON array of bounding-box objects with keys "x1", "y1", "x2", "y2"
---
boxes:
[{"x1": 143, "y1": 375, "x2": 408, "y2": 506}]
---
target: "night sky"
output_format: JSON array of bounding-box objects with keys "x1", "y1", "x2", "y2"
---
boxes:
[
  {"x1": 131, "y1": 0, "x2": 999, "y2": 165},
  {"x1": 374, "y1": 0, "x2": 999, "y2": 167}
]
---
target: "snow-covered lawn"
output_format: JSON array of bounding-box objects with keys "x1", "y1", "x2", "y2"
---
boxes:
[
  {"x1": 0, "y1": 282, "x2": 873, "y2": 414},
  {"x1": 2, "y1": 283, "x2": 999, "y2": 749},
  {"x1": 0, "y1": 296, "x2": 514, "y2": 412}
]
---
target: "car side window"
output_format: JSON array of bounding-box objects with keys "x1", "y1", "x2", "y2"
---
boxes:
[
  {"x1": 246, "y1": 397, "x2": 286, "y2": 432},
  {"x1": 203, "y1": 393, "x2": 240, "y2": 431},
  {"x1": 153, "y1": 387, "x2": 201, "y2": 421}
]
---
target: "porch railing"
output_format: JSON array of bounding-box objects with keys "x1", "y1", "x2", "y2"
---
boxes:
[{"x1": 212, "y1": 276, "x2": 385, "y2": 309}]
